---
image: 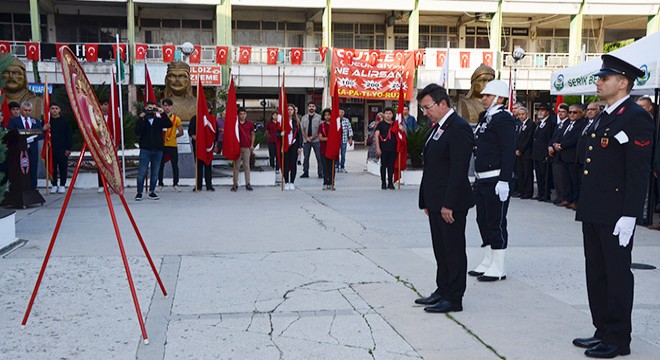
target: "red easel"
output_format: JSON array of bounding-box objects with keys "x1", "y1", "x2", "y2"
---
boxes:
[{"x1": 21, "y1": 145, "x2": 167, "y2": 344}]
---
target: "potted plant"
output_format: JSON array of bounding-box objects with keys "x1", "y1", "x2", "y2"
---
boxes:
[{"x1": 406, "y1": 126, "x2": 431, "y2": 169}]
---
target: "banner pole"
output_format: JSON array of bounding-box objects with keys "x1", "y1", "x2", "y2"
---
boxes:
[
  {"x1": 116, "y1": 34, "x2": 126, "y2": 187},
  {"x1": 397, "y1": 153, "x2": 401, "y2": 189}
]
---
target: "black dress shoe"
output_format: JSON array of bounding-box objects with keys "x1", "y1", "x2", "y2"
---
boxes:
[
  {"x1": 387, "y1": 183, "x2": 395, "y2": 190},
  {"x1": 414, "y1": 292, "x2": 443, "y2": 305},
  {"x1": 572, "y1": 336, "x2": 601, "y2": 349},
  {"x1": 424, "y1": 299, "x2": 462, "y2": 313},
  {"x1": 468, "y1": 270, "x2": 484, "y2": 277},
  {"x1": 381, "y1": 183, "x2": 387, "y2": 190},
  {"x1": 584, "y1": 343, "x2": 630, "y2": 358},
  {"x1": 520, "y1": 194, "x2": 532, "y2": 199},
  {"x1": 300, "y1": 173, "x2": 309, "y2": 178},
  {"x1": 477, "y1": 274, "x2": 506, "y2": 282}
]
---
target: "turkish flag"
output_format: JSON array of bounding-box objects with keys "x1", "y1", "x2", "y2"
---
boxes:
[
  {"x1": 196, "y1": 78, "x2": 217, "y2": 166},
  {"x1": 318, "y1": 47, "x2": 328, "y2": 61},
  {"x1": 436, "y1": 50, "x2": 447, "y2": 67},
  {"x1": 343, "y1": 48, "x2": 355, "y2": 65},
  {"x1": 276, "y1": 74, "x2": 289, "y2": 179},
  {"x1": 459, "y1": 51, "x2": 471, "y2": 68},
  {"x1": 394, "y1": 80, "x2": 407, "y2": 183},
  {"x1": 162, "y1": 45, "x2": 175, "y2": 63},
  {"x1": 55, "y1": 43, "x2": 68, "y2": 62},
  {"x1": 414, "y1": 49, "x2": 425, "y2": 67},
  {"x1": 267, "y1": 47, "x2": 279, "y2": 65},
  {"x1": 135, "y1": 43, "x2": 148, "y2": 60},
  {"x1": 482, "y1": 51, "x2": 493, "y2": 67},
  {"x1": 0, "y1": 41, "x2": 10, "y2": 54},
  {"x1": 144, "y1": 64, "x2": 157, "y2": 106},
  {"x1": 26, "y1": 42, "x2": 40, "y2": 61},
  {"x1": 368, "y1": 50, "x2": 381, "y2": 66},
  {"x1": 290, "y1": 48, "x2": 303, "y2": 65},
  {"x1": 326, "y1": 83, "x2": 341, "y2": 162},
  {"x1": 112, "y1": 43, "x2": 127, "y2": 62},
  {"x1": 238, "y1": 46, "x2": 251, "y2": 64},
  {"x1": 85, "y1": 43, "x2": 99, "y2": 62},
  {"x1": 222, "y1": 78, "x2": 240, "y2": 161},
  {"x1": 216, "y1": 46, "x2": 228, "y2": 64},
  {"x1": 392, "y1": 50, "x2": 405, "y2": 66},
  {"x1": 189, "y1": 46, "x2": 201, "y2": 64}
]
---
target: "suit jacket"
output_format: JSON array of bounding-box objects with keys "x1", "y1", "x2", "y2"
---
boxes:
[
  {"x1": 558, "y1": 118, "x2": 586, "y2": 164},
  {"x1": 419, "y1": 111, "x2": 475, "y2": 212},
  {"x1": 474, "y1": 106, "x2": 517, "y2": 182},
  {"x1": 516, "y1": 118, "x2": 536, "y2": 160},
  {"x1": 7, "y1": 116, "x2": 44, "y2": 158},
  {"x1": 549, "y1": 119, "x2": 568, "y2": 163},
  {"x1": 532, "y1": 116, "x2": 556, "y2": 161},
  {"x1": 576, "y1": 97, "x2": 654, "y2": 224}
]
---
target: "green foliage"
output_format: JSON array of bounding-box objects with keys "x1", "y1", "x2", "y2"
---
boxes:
[
  {"x1": 563, "y1": 95, "x2": 600, "y2": 106},
  {"x1": 254, "y1": 129, "x2": 268, "y2": 146},
  {"x1": 603, "y1": 39, "x2": 634, "y2": 53},
  {"x1": 406, "y1": 125, "x2": 431, "y2": 169}
]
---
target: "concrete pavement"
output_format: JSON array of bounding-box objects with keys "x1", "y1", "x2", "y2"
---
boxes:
[{"x1": 1, "y1": 148, "x2": 659, "y2": 360}]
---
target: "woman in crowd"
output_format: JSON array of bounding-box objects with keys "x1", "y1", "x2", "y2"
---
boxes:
[
  {"x1": 367, "y1": 112, "x2": 384, "y2": 163},
  {"x1": 374, "y1": 107, "x2": 399, "y2": 190},
  {"x1": 278, "y1": 104, "x2": 303, "y2": 190},
  {"x1": 265, "y1": 111, "x2": 280, "y2": 174},
  {"x1": 318, "y1": 108, "x2": 334, "y2": 190}
]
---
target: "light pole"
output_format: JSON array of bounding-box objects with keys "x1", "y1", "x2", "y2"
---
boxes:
[
  {"x1": 511, "y1": 47, "x2": 525, "y2": 106},
  {"x1": 180, "y1": 42, "x2": 195, "y2": 64}
]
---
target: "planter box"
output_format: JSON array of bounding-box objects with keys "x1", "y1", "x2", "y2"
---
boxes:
[{"x1": 0, "y1": 208, "x2": 16, "y2": 252}]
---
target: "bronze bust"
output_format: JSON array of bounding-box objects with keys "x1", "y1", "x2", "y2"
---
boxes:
[
  {"x1": 458, "y1": 64, "x2": 496, "y2": 123},
  {"x1": 163, "y1": 61, "x2": 196, "y2": 122},
  {"x1": 2, "y1": 58, "x2": 43, "y2": 120}
]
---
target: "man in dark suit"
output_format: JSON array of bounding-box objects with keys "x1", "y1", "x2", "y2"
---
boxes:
[
  {"x1": 573, "y1": 54, "x2": 654, "y2": 359},
  {"x1": 552, "y1": 103, "x2": 586, "y2": 209},
  {"x1": 532, "y1": 103, "x2": 556, "y2": 201},
  {"x1": 414, "y1": 83, "x2": 475, "y2": 313},
  {"x1": 549, "y1": 103, "x2": 569, "y2": 205},
  {"x1": 7, "y1": 101, "x2": 50, "y2": 190},
  {"x1": 515, "y1": 106, "x2": 536, "y2": 198}
]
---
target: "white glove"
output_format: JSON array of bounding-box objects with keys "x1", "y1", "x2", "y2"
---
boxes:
[
  {"x1": 494, "y1": 181, "x2": 509, "y2": 202},
  {"x1": 612, "y1": 216, "x2": 636, "y2": 247}
]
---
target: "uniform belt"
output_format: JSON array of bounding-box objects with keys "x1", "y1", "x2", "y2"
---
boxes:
[{"x1": 474, "y1": 169, "x2": 501, "y2": 180}]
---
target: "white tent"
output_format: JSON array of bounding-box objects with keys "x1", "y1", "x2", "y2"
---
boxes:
[{"x1": 550, "y1": 31, "x2": 660, "y2": 96}]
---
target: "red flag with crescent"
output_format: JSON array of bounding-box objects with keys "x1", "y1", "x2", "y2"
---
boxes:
[
  {"x1": 26, "y1": 42, "x2": 40, "y2": 61},
  {"x1": 368, "y1": 50, "x2": 381, "y2": 66},
  {"x1": 85, "y1": 43, "x2": 99, "y2": 62},
  {"x1": 392, "y1": 50, "x2": 405, "y2": 66},
  {"x1": 112, "y1": 43, "x2": 127, "y2": 62},
  {"x1": 318, "y1": 47, "x2": 328, "y2": 61},
  {"x1": 394, "y1": 80, "x2": 407, "y2": 183},
  {"x1": 276, "y1": 74, "x2": 289, "y2": 169},
  {"x1": 56, "y1": 43, "x2": 68, "y2": 62},
  {"x1": 189, "y1": 46, "x2": 202, "y2": 64},
  {"x1": 109, "y1": 68, "x2": 121, "y2": 147},
  {"x1": 40, "y1": 81, "x2": 53, "y2": 181},
  {"x1": 267, "y1": 48, "x2": 279, "y2": 65},
  {"x1": 0, "y1": 41, "x2": 10, "y2": 54},
  {"x1": 162, "y1": 45, "x2": 175, "y2": 63},
  {"x1": 1, "y1": 89, "x2": 10, "y2": 127},
  {"x1": 135, "y1": 43, "x2": 148, "y2": 60},
  {"x1": 414, "y1": 49, "x2": 425, "y2": 67},
  {"x1": 290, "y1": 48, "x2": 303, "y2": 65},
  {"x1": 216, "y1": 46, "x2": 228, "y2": 64},
  {"x1": 222, "y1": 78, "x2": 241, "y2": 160},
  {"x1": 238, "y1": 46, "x2": 252, "y2": 64},
  {"x1": 436, "y1": 50, "x2": 447, "y2": 67},
  {"x1": 459, "y1": 51, "x2": 470, "y2": 68},
  {"x1": 144, "y1": 64, "x2": 157, "y2": 106},
  {"x1": 196, "y1": 78, "x2": 216, "y2": 166},
  {"x1": 482, "y1": 51, "x2": 493, "y2": 67},
  {"x1": 326, "y1": 84, "x2": 341, "y2": 161}
]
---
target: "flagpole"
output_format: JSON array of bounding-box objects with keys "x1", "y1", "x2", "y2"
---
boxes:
[
  {"x1": 281, "y1": 142, "x2": 285, "y2": 191},
  {"x1": 331, "y1": 160, "x2": 335, "y2": 191},
  {"x1": 397, "y1": 153, "x2": 401, "y2": 189},
  {"x1": 116, "y1": 34, "x2": 126, "y2": 186},
  {"x1": 44, "y1": 76, "x2": 50, "y2": 196}
]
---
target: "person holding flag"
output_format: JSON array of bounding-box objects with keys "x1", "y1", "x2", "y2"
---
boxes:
[
  {"x1": 374, "y1": 107, "x2": 402, "y2": 190},
  {"x1": 318, "y1": 109, "x2": 334, "y2": 190},
  {"x1": 277, "y1": 104, "x2": 302, "y2": 191},
  {"x1": 394, "y1": 83, "x2": 408, "y2": 188},
  {"x1": 189, "y1": 80, "x2": 217, "y2": 192},
  {"x1": 46, "y1": 103, "x2": 72, "y2": 194}
]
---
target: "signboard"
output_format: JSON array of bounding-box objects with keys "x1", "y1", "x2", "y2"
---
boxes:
[
  {"x1": 330, "y1": 49, "x2": 415, "y2": 101},
  {"x1": 28, "y1": 83, "x2": 54, "y2": 95},
  {"x1": 190, "y1": 65, "x2": 222, "y2": 86}
]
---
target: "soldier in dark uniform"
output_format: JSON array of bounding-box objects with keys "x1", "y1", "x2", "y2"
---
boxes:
[
  {"x1": 576, "y1": 103, "x2": 601, "y2": 200},
  {"x1": 515, "y1": 106, "x2": 536, "y2": 199},
  {"x1": 531, "y1": 103, "x2": 556, "y2": 201},
  {"x1": 572, "y1": 54, "x2": 654, "y2": 359},
  {"x1": 414, "y1": 84, "x2": 475, "y2": 313},
  {"x1": 469, "y1": 80, "x2": 516, "y2": 282}
]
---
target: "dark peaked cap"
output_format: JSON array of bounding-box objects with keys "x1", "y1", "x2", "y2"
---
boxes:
[{"x1": 594, "y1": 54, "x2": 644, "y2": 81}]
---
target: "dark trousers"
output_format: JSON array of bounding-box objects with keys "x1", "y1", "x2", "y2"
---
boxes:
[
  {"x1": 51, "y1": 152, "x2": 68, "y2": 186},
  {"x1": 267, "y1": 141, "x2": 279, "y2": 171},
  {"x1": 582, "y1": 222, "x2": 633, "y2": 347},
  {"x1": 475, "y1": 180, "x2": 509, "y2": 249},
  {"x1": 512, "y1": 158, "x2": 521, "y2": 193},
  {"x1": 565, "y1": 162, "x2": 580, "y2": 203},
  {"x1": 517, "y1": 157, "x2": 534, "y2": 197},
  {"x1": 534, "y1": 160, "x2": 549, "y2": 200},
  {"x1": 428, "y1": 209, "x2": 467, "y2": 303},
  {"x1": 380, "y1": 150, "x2": 396, "y2": 185},
  {"x1": 28, "y1": 146, "x2": 38, "y2": 190},
  {"x1": 158, "y1": 146, "x2": 179, "y2": 186},
  {"x1": 303, "y1": 141, "x2": 321, "y2": 176},
  {"x1": 196, "y1": 160, "x2": 212, "y2": 190},
  {"x1": 552, "y1": 160, "x2": 567, "y2": 202},
  {"x1": 283, "y1": 147, "x2": 298, "y2": 183},
  {"x1": 321, "y1": 156, "x2": 333, "y2": 186}
]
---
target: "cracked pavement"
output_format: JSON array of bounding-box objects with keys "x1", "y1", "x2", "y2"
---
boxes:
[{"x1": 1, "y1": 149, "x2": 659, "y2": 359}]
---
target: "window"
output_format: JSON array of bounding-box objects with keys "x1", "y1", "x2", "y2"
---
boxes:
[
  {"x1": 56, "y1": 14, "x2": 126, "y2": 43},
  {"x1": 537, "y1": 28, "x2": 569, "y2": 53},
  {"x1": 332, "y1": 23, "x2": 385, "y2": 49},
  {"x1": 0, "y1": 12, "x2": 41, "y2": 41},
  {"x1": 232, "y1": 20, "x2": 303, "y2": 47},
  {"x1": 465, "y1": 27, "x2": 489, "y2": 49},
  {"x1": 420, "y1": 25, "x2": 458, "y2": 49},
  {"x1": 394, "y1": 25, "x2": 408, "y2": 50}
]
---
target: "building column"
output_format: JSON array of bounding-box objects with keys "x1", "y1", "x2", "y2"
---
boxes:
[
  {"x1": 568, "y1": 1, "x2": 584, "y2": 65},
  {"x1": 489, "y1": 0, "x2": 503, "y2": 73},
  {"x1": 216, "y1": 0, "x2": 232, "y2": 86},
  {"x1": 408, "y1": 0, "x2": 419, "y2": 50},
  {"x1": 322, "y1": 0, "x2": 332, "y2": 47},
  {"x1": 648, "y1": 10, "x2": 660, "y2": 35},
  {"x1": 29, "y1": 0, "x2": 41, "y2": 42},
  {"x1": 127, "y1": 0, "x2": 136, "y2": 65}
]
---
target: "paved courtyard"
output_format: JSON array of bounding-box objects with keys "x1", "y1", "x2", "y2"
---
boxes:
[{"x1": 1, "y1": 148, "x2": 659, "y2": 360}]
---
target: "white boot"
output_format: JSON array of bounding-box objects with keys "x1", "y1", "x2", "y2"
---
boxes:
[
  {"x1": 469, "y1": 247, "x2": 493, "y2": 276},
  {"x1": 478, "y1": 249, "x2": 506, "y2": 282}
]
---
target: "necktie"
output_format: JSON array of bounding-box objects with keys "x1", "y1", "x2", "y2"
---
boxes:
[
  {"x1": 24, "y1": 117, "x2": 30, "y2": 129},
  {"x1": 582, "y1": 120, "x2": 593, "y2": 136},
  {"x1": 564, "y1": 122, "x2": 573, "y2": 135},
  {"x1": 307, "y1": 115, "x2": 313, "y2": 135}
]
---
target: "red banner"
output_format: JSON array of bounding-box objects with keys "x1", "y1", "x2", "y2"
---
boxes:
[
  {"x1": 267, "y1": 47, "x2": 279, "y2": 65},
  {"x1": 190, "y1": 65, "x2": 222, "y2": 86},
  {"x1": 238, "y1": 46, "x2": 251, "y2": 64},
  {"x1": 436, "y1": 50, "x2": 447, "y2": 67},
  {"x1": 459, "y1": 51, "x2": 471, "y2": 68},
  {"x1": 216, "y1": 46, "x2": 228, "y2": 64},
  {"x1": 26, "y1": 42, "x2": 39, "y2": 61},
  {"x1": 162, "y1": 45, "x2": 175, "y2": 63},
  {"x1": 189, "y1": 45, "x2": 202, "y2": 64},
  {"x1": 85, "y1": 43, "x2": 99, "y2": 62},
  {"x1": 318, "y1": 47, "x2": 328, "y2": 61},
  {"x1": 135, "y1": 44, "x2": 148, "y2": 60},
  {"x1": 56, "y1": 43, "x2": 68, "y2": 62},
  {"x1": 112, "y1": 43, "x2": 127, "y2": 62},
  {"x1": 290, "y1": 48, "x2": 303, "y2": 65},
  {"x1": 330, "y1": 49, "x2": 415, "y2": 101},
  {"x1": 0, "y1": 41, "x2": 10, "y2": 54},
  {"x1": 482, "y1": 51, "x2": 493, "y2": 67}
]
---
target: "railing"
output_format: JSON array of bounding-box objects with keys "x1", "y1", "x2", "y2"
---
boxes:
[
  {"x1": 0, "y1": 41, "x2": 27, "y2": 57},
  {"x1": 502, "y1": 52, "x2": 604, "y2": 69},
  {"x1": 137, "y1": 45, "x2": 324, "y2": 65}
]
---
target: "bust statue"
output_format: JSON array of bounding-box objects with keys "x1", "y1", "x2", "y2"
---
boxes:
[
  {"x1": 458, "y1": 64, "x2": 495, "y2": 123},
  {"x1": 2, "y1": 58, "x2": 43, "y2": 120},
  {"x1": 163, "y1": 61, "x2": 196, "y2": 122}
]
